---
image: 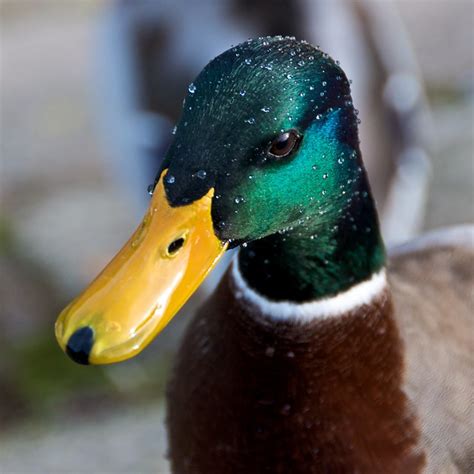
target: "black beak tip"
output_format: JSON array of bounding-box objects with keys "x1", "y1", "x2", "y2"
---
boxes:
[{"x1": 66, "y1": 326, "x2": 94, "y2": 365}]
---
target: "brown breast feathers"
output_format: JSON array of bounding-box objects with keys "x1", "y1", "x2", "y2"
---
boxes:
[{"x1": 167, "y1": 267, "x2": 425, "y2": 474}]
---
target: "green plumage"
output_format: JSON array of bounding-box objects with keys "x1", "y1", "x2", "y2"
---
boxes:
[{"x1": 158, "y1": 36, "x2": 385, "y2": 301}]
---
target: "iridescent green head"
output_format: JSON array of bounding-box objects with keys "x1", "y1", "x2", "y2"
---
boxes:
[{"x1": 159, "y1": 36, "x2": 385, "y2": 301}]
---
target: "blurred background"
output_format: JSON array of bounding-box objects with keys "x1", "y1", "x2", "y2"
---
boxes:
[{"x1": 0, "y1": 0, "x2": 472, "y2": 472}]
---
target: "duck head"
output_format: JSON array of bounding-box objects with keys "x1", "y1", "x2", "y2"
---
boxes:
[{"x1": 56, "y1": 36, "x2": 383, "y2": 365}]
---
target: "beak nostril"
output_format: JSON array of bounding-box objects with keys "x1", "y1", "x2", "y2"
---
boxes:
[
  {"x1": 66, "y1": 327, "x2": 94, "y2": 365},
  {"x1": 167, "y1": 237, "x2": 185, "y2": 256}
]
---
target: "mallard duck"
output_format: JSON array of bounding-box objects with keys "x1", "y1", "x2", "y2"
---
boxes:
[{"x1": 56, "y1": 37, "x2": 473, "y2": 473}]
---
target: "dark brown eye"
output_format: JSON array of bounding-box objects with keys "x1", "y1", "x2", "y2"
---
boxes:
[{"x1": 268, "y1": 130, "x2": 301, "y2": 158}]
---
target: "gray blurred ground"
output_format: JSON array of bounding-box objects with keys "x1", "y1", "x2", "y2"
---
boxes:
[
  {"x1": 0, "y1": 403, "x2": 169, "y2": 474},
  {"x1": 0, "y1": 1, "x2": 473, "y2": 473}
]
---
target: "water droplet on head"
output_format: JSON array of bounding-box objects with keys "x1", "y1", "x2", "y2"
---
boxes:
[
  {"x1": 147, "y1": 184, "x2": 155, "y2": 195},
  {"x1": 239, "y1": 90, "x2": 246, "y2": 96},
  {"x1": 194, "y1": 170, "x2": 207, "y2": 179},
  {"x1": 298, "y1": 60, "x2": 305, "y2": 66},
  {"x1": 172, "y1": 125, "x2": 177, "y2": 135},
  {"x1": 322, "y1": 173, "x2": 328, "y2": 179},
  {"x1": 338, "y1": 157, "x2": 344, "y2": 164},
  {"x1": 312, "y1": 164, "x2": 318, "y2": 170},
  {"x1": 244, "y1": 58, "x2": 252, "y2": 65},
  {"x1": 261, "y1": 106, "x2": 270, "y2": 113},
  {"x1": 245, "y1": 117, "x2": 256, "y2": 124},
  {"x1": 322, "y1": 81, "x2": 327, "y2": 86},
  {"x1": 234, "y1": 195, "x2": 244, "y2": 204},
  {"x1": 188, "y1": 83, "x2": 196, "y2": 94},
  {"x1": 165, "y1": 174, "x2": 175, "y2": 185}
]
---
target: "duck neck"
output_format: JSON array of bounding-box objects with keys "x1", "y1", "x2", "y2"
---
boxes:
[{"x1": 238, "y1": 174, "x2": 385, "y2": 303}]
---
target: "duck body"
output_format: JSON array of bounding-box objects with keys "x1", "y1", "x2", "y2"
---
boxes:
[{"x1": 168, "y1": 237, "x2": 473, "y2": 473}]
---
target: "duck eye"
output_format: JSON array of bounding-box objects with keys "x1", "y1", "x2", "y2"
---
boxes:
[{"x1": 268, "y1": 130, "x2": 301, "y2": 158}]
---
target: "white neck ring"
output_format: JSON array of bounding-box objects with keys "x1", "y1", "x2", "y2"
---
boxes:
[{"x1": 231, "y1": 257, "x2": 387, "y2": 323}]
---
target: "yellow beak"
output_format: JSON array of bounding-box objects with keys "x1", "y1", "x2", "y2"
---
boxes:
[{"x1": 55, "y1": 170, "x2": 227, "y2": 365}]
